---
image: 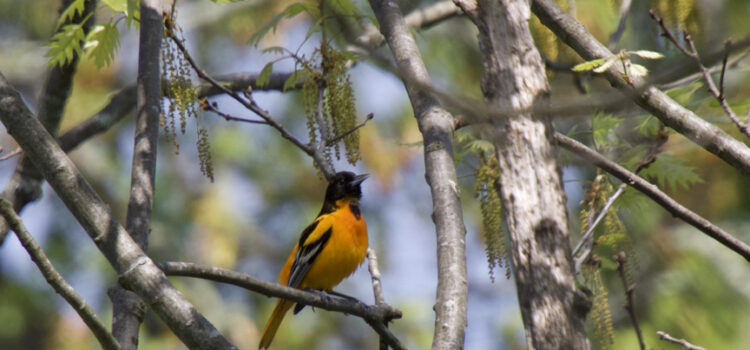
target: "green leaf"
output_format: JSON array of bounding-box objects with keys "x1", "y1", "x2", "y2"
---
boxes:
[
  {"x1": 305, "y1": 16, "x2": 326, "y2": 40},
  {"x1": 102, "y1": 0, "x2": 127, "y2": 13},
  {"x1": 630, "y1": 50, "x2": 664, "y2": 60},
  {"x1": 127, "y1": 0, "x2": 140, "y2": 27},
  {"x1": 56, "y1": 0, "x2": 85, "y2": 29},
  {"x1": 256, "y1": 62, "x2": 274, "y2": 88},
  {"x1": 634, "y1": 115, "x2": 661, "y2": 137},
  {"x1": 628, "y1": 63, "x2": 649, "y2": 78},
  {"x1": 639, "y1": 153, "x2": 703, "y2": 191},
  {"x1": 262, "y1": 46, "x2": 285, "y2": 55},
  {"x1": 327, "y1": 0, "x2": 358, "y2": 16},
  {"x1": 593, "y1": 56, "x2": 618, "y2": 73},
  {"x1": 84, "y1": 23, "x2": 120, "y2": 69},
  {"x1": 285, "y1": 2, "x2": 319, "y2": 18},
  {"x1": 248, "y1": 12, "x2": 285, "y2": 47},
  {"x1": 572, "y1": 58, "x2": 607, "y2": 72},
  {"x1": 592, "y1": 113, "x2": 623, "y2": 148},
  {"x1": 46, "y1": 23, "x2": 86, "y2": 68},
  {"x1": 282, "y1": 70, "x2": 301, "y2": 91},
  {"x1": 249, "y1": 2, "x2": 319, "y2": 47},
  {"x1": 466, "y1": 139, "x2": 495, "y2": 155}
]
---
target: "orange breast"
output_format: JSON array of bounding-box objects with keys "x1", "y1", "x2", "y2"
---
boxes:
[
  {"x1": 301, "y1": 204, "x2": 368, "y2": 290},
  {"x1": 277, "y1": 204, "x2": 368, "y2": 291}
]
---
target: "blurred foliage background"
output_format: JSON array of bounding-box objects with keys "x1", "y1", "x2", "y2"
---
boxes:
[{"x1": 1, "y1": 0, "x2": 750, "y2": 349}]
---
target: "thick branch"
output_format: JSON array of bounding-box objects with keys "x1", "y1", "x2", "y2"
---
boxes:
[
  {"x1": 110, "y1": 1, "x2": 163, "y2": 348},
  {"x1": 0, "y1": 199, "x2": 120, "y2": 350},
  {"x1": 158, "y1": 261, "x2": 404, "y2": 350},
  {"x1": 554, "y1": 132, "x2": 750, "y2": 262},
  {"x1": 473, "y1": 1, "x2": 588, "y2": 348},
  {"x1": 0, "y1": 0, "x2": 98, "y2": 244},
  {"x1": 368, "y1": 1, "x2": 468, "y2": 349},
  {"x1": 532, "y1": 0, "x2": 750, "y2": 176},
  {"x1": 0, "y1": 73, "x2": 236, "y2": 350}
]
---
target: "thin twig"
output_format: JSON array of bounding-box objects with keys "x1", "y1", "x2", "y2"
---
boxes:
[
  {"x1": 201, "y1": 100, "x2": 267, "y2": 124},
  {"x1": 0, "y1": 72, "x2": 237, "y2": 349},
  {"x1": 0, "y1": 148, "x2": 22, "y2": 161},
  {"x1": 0, "y1": 199, "x2": 121, "y2": 350},
  {"x1": 650, "y1": 10, "x2": 750, "y2": 139},
  {"x1": 532, "y1": 0, "x2": 750, "y2": 177},
  {"x1": 573, "y1": 133, "x2": 666, "y2": 275},
  {"x1": 719, "y1": 41, "x2": 729, "y2": 99},
  {"x1": 608, "y1": 0, "x2": 632, "y2": 50},
  {"x1": 555, "y1": 132, "x2": 750, "y2": 262},
  {"x1": 367, "y1": 248, "x2": 389, "y2": 350},
  {"x1": 656, "y1": 331, "x2": 707, "y2": 350},
  {"x1": 158, "y1": 261, "x2": 405, "y2": 350},
  {"x1": 326, "y1": 113, "x2": 375, "y2": 146},
  {"x1": 614, "y1": 252, "x2": 644, "y2": 350},
  {"x1": 165, "y1": 32, "x2": 338, "y2": 178}
]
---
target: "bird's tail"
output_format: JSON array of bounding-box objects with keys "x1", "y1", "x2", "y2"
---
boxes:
[{"x1": 259, "y1": 299, "x2": 293, "y2": 349}]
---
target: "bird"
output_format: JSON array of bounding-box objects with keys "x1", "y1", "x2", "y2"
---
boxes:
[{"x1": 258, "y1": 171, "x2": 369, "y2": 349}]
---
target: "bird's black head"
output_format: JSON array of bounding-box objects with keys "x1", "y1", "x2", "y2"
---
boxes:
[{"x1": 324, "y1": 171, "x2": 368, "y2": 203}]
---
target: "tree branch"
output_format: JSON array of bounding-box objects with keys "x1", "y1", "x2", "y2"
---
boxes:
[
  {"x1": 0, "y1": 0, "x2": 99, "y2": 244},
  {"x1": 573, "y1": 134, "x2": 666, "y2": 275},
  {"x1": 554, "y1": 132, "x2": 750, "y2": 262},
  {"x1": 356, "y1": 0, "x2": 462, "y2": 49},
  {"x1": 368, "y1": 1, "x2": 468, "y2": 349},
  {"x1": 366, "y1": 248, "x2": 389, "y2": 350},
  {"x1": 0, "y1": 199, "x2": 121, "y2": 350},
  {"x1": 166, "y1": 32, "x2": 336, "y2": 178},
  {"x1": 158, "y1": 261, "x2": 405, "y2": 350},
  {"x1": 0, "y1": 72, "x2": 237, "y2": 350},
  {"x1": 607, "y1": 0, "x2": 632, "y2": 50},
  {"x1": 532, "y1": 0, "x2": 750, "y2": 176},
  {"x1": 326, "y1": 113, "x2": 374, "y2": 146},
  {"x1": 109, "y1": 1, "x2": 163, "y2": 348},
  {"x1": 614, "y1": 252, "x2": 645, "y2": 350},
  {"x1": 650, "y1": 11, "x2": 750, "y2": 139},
  {"x1": 656, "y1": 331, "x2": 707, "y2": 350}
]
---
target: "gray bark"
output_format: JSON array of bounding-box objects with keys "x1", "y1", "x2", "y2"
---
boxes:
[
  {"x1": 109, "y1": 0, "x2": 163, "y2": 348},
  {"x1": 531, "y1": 0, "x2": 750, "y2": 176},
  {"x1": 368, "y1": 1, "x2": 469, "y2": 349},
  {"x1": 473, "y1": 0, "x2": 590, "y2": 348},
  {"x1": 0, "y1": 0, "x2": 98, "y2": 244},
  {"x1": 0, "y1": 73, "x2": 237, "y2": 350}
]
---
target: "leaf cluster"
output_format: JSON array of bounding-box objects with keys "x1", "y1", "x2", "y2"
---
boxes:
[{"x1": 46, "y1": 0, "x2": 139, "y2": 69}]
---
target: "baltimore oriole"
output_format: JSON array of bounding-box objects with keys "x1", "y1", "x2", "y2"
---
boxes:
[{"x1": 258, "y1": 171, "x2": 369, "y2": 349}]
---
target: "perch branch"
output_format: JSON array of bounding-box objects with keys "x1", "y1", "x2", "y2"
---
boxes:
[
  {"x1": 158, "y1": 261, "x2": 405, "y2": 350},
  {"x1": 0, "y1": 72, "x2": 237, "y2": 349}
]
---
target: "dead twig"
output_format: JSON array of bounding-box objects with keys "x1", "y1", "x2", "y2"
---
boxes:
[
  {"x1": 656, "y1": 331, "x2": 707, "y2": 350},
  {"x1": 651, "y1": 10, "x2": 750, "y2": 139},
  {"x1": 614, "y1": 252, "x2": 645, "y2": 350}
]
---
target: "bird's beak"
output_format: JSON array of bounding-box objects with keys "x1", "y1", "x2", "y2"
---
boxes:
[{"x1": 350, "y1": 173, "x2": 369, "y2": 186}]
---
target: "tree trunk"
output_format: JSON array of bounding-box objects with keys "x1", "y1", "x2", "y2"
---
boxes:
[{"x1": 474, "y1": 0, "x2": 590, "y2": 348}]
